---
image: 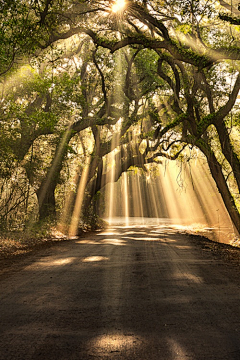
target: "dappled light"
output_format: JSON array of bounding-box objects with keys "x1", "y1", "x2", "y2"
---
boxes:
[
  {"x1": 101, "y1": 238, "x2": 126, "y2": 245},
  {"x1": 88, "y1": 333, "x2": 143, "y2": 354},
  {"x1": 76, "y1": 233, "x2": 127, "y2": 245},
  {"x1": 123, "y1": 236, "x2": 164, "y2": 241},
  {"x1": 82, "y1": 256, "x2": 109, "y2": 262},
  {"x1": 173, "y1": 272, "x2": 203, "y2": 284},
  {"x1": 41, "y1": 257, "x2": 75, "y2": 266},
  {"x1": 96, "y1": 231, "x2": 118, "y2": 236},
  {"x1": 168, "y1": 339, "x2": 192, "y2": 359},
  {"x1": 76, "y1": 239, "x2": 101, "y2": 244}
]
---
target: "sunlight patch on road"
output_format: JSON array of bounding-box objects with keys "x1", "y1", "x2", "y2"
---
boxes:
[
  {"x1": 122, "y1": 230, "x2": 146, "y2": 234},
  {"x1": 174, "y1": 272, "x2": 203, "y2": 284},
  {"x1": 123, "y1": 235, "x2": 164, "y2": 242},
  {"x1": 46, "y1": 257, "x2": 75, "y2": 266},
  {"x1": 175, "y1": 245, "x2": 192, "y2": 249},
  {"x1": 76, "y1": 239, "x2": 101, "y2": 244},
  {"x1": 131, "y1": 236, "x2": 161, "y2": 241},
  {"x1": 168, "y1": 338, "x2": 193, "y2": 358},
  {"x1": 76, "y1": 236, "x2": 126, "y2": 245},
  {"x1": 82, "y1": 256, "x2": 109, "y2": 262},
  {"x1": 101, "y1": 238, "x2": 126, "y2": 245},
  {"x1": 97, "y1": 232, "x2": 119, "y2": 236},
  {"x1": 89, "y1": 333, "x2": 143, "y2": 354},
  {"x1": 125, "y1": 231, "x2": 148, "y2": 235}
]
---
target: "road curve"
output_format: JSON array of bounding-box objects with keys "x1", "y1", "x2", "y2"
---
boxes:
[{"x1": 0, "y1": 225, "x2": 240, "y2": 360}]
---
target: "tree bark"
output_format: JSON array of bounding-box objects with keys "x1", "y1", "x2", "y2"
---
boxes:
[
  {"x1": 197, "y1": 141, "x2": 240, "y2": 234},
  {"x1": 36, "y1": 130, "x2": 73, "y2": 220},
  {"x1": 214, "y1": 121, "x2": 240, "y2": 191},
  {"x1": 37, "y1": 182, "x2": 56, "y2": 220}
]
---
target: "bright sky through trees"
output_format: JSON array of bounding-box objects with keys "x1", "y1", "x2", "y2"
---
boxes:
[
  {"x1": 1, "y1": 0, "x2": 240, "y2": 245},
  {"x1": 112, "y1": 0, "x2": 126, "y2": 12}
]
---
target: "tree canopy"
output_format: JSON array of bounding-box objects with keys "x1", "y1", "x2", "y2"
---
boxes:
[{"x1": 1, "y1": 0, "x2": 240, "y2": 237}]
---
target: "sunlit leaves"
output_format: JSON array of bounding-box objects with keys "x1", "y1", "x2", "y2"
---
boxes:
[
  {"x1": 134, "y1": 49, "x2": 163, "y2": 91},
  {"x1": 0, "y1": 1, "x2": 39, "y2": 75}
]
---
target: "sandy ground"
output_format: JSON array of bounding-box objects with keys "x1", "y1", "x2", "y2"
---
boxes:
[{"x1": 0, "y1": 225, "x2": 240, "y2": 360}]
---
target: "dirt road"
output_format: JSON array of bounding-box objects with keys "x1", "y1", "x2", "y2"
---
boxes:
[{"x1": 0, "y1": 225, "x2": 240, "y2": 359}]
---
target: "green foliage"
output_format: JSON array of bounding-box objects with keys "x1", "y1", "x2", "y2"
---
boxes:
[
  {"x1": 219, "y1": 13, "x2": 240, "y2": 26},
  {"x1": 134, "y1": 49, "x2": 165, "y2": 93},
  {"x1": 197, "y1": 113, "x2": 216, "y2": 135},
  {"x1": 0, "y1": 1, "x2": 40, "y2": 74},
  {"x1": 1, "y1": 0, "x2": 240, "y2": 234}
]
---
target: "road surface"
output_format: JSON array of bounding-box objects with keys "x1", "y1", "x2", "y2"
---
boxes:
[{"x1": 0, "y1": 225, "x2": 240, "y2": 359}]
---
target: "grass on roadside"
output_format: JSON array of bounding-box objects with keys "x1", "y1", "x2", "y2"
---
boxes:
[
  {"x1": 0, "y1": 217, "x2": 108, "y2": 260},
  {"x1": 0, "y1": 225, "x2": 69, "y2": 259}
]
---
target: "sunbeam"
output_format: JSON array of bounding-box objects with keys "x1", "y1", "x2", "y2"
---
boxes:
[
  {"x1": 68, "y1": 156, "x2": 91, "y2": 237},
  {"x1": 123, "y1": 172, "x2": 130, "y2": 226},
  {"x1": 100, "y1": 156, "x2": 236, "y2": 244}
]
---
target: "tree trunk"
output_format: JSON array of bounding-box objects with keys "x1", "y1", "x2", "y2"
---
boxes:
[
  {"x1": 37, "y1": 131, "x2": 72, "y2": 220},
  {"x1": 199, "y1": 142, "x2": 240, "y2": 234},
  {"x1": 214, "y1": 120, "x2": 240, "y2": 191},
  {"x1": 37, "y1": 182, "x2": 56, "y2": 220}
]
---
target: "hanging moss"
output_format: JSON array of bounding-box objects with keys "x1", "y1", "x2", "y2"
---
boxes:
[
  {"x1": 94, "y1": 35, "x2": 117, "y2": 49},
  {"x1": 219, "y1": 13, "x2": 240, "y2": 26},
  {"x1": 161, "y1": 113, "x2": 188, "y2": 134},
  {"x1": 222, "y1": 45, "x2": 240, "y2": 58},
  {"x1": 197, "y1": 113, "x2": 216, "y2": 135},
  {"x1": 169, "y1": 39, "x2": 212, "y2": 68}
]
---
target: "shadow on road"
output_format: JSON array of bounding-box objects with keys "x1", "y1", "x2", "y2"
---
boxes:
[{"x1": 0, "y1": 225, "x2": 240, "y2": 359}]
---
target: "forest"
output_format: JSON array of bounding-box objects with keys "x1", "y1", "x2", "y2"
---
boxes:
[{"x1": 1, "y1": 0, "x2": 240, "y2": 242}]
